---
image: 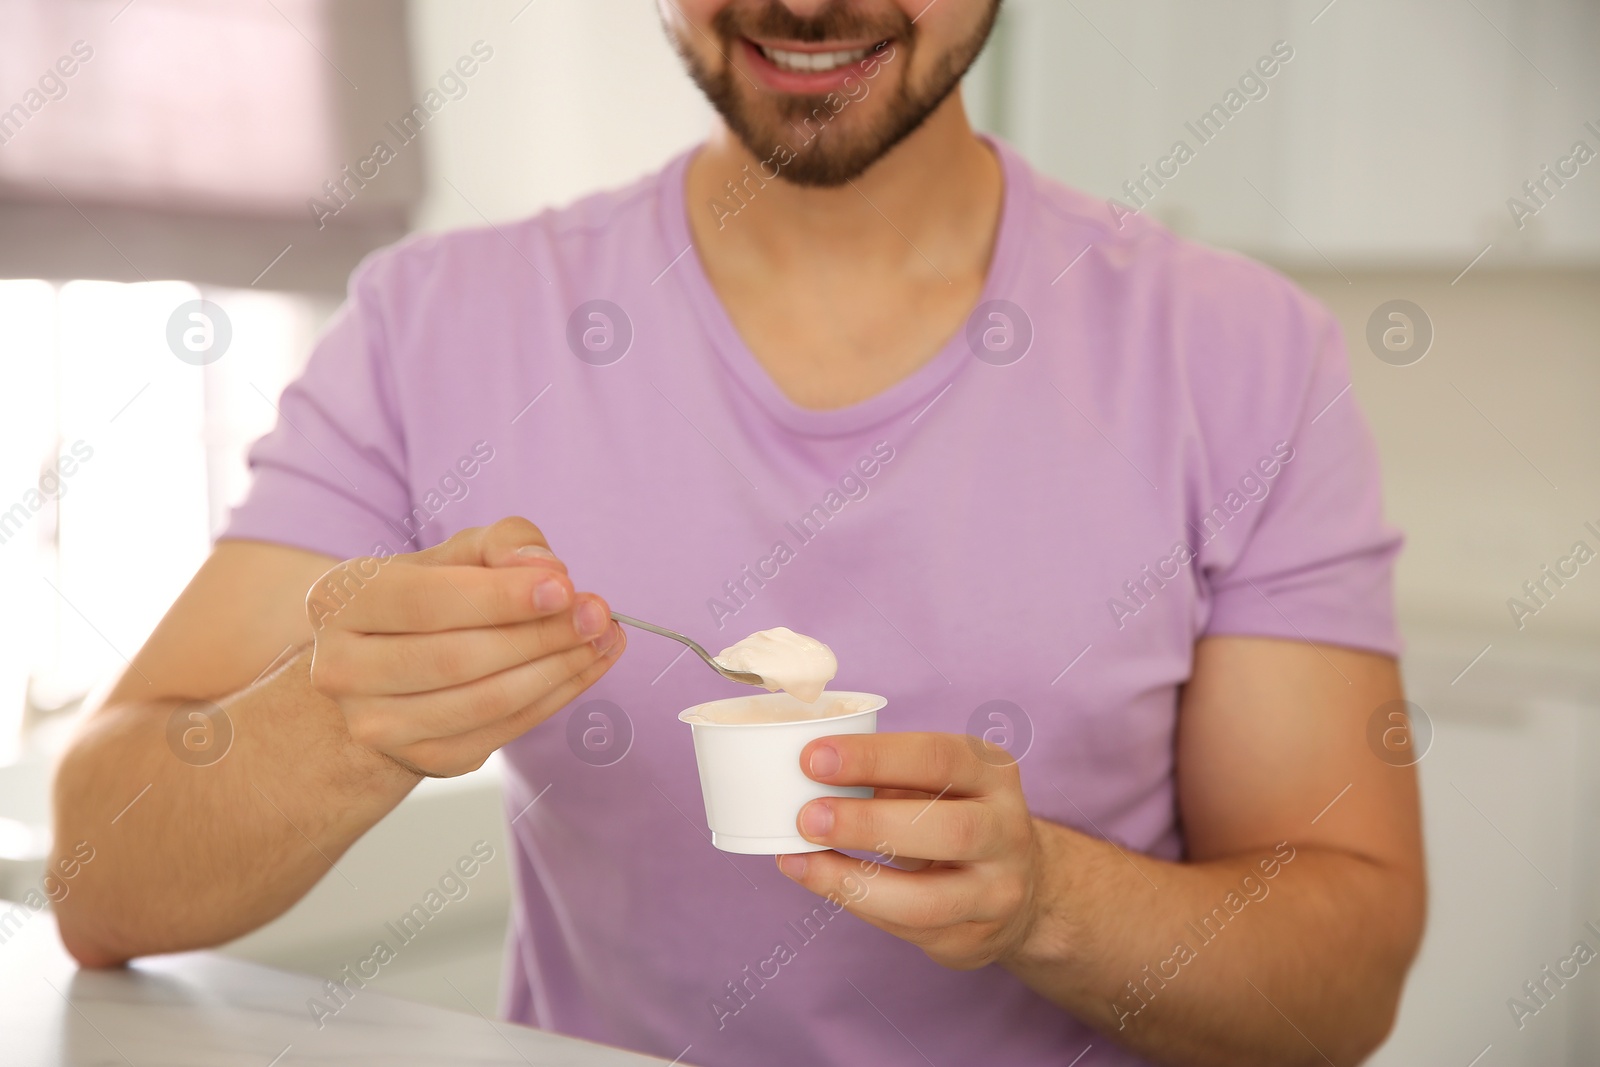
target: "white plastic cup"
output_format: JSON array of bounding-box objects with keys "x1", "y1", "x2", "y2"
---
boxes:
[{"x1": 678, "y1": 691, "x2": 886, "y2": 855}]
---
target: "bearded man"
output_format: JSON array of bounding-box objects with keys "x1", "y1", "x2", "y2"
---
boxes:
[{"x1": 53, "y1": 3, "x2": 1424, "y2": 1065}]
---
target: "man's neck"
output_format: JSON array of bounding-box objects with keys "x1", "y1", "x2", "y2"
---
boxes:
[
  {"x1": 680, "y1": 91, "x2": 1005, "y2": 411},
  {"x1": 686, "y1": 91, "x2": 1002, "y2": 277}
]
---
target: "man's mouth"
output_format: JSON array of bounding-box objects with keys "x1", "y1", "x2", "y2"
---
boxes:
[
  {"x1": 739, "y1": 36, "x2": 896, "y2": 93},
  {"x1": 751, "y1": 41, "x2": 877, "y2": 74}
]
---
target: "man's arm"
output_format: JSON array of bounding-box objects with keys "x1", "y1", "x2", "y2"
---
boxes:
[
  {"x1": 50, "y1": 520, "x2": 624, "y2": 967},
  {"x1": 777, "y1": 636, "x2": 1426, "y2": 1067},
  {"x1": 50, "y1": 540, "x2": 374, "y2": 965}
]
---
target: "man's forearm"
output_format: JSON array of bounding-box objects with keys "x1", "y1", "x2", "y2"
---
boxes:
[
  {"x1": 50, "y1": 649, "x2": 421, "y2": 965},
  {"x1": 1003, "y1": 820, "x2": 1422, "y2": 1067}
]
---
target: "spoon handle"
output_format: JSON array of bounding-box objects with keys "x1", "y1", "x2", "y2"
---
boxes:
[
  {"x1": 609, "y1": 612, "x2": 710, "y2": 657},
  {"x1": 609, "y1": 612, "x2": 764, "y2": 686}
]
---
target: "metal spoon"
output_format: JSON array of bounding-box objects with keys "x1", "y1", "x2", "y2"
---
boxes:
[{"x1": 609, "y1": 612, "x2": 765, "y2": 687}]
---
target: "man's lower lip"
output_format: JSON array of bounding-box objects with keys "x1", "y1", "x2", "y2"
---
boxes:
[{"x1": 739, "y1": 38, "x2": 890, "y2": 93}]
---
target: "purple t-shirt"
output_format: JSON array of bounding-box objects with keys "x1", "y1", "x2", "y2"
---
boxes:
[{"x1": 223, "y1": 139, "x2": 1400, "y2": 1067}]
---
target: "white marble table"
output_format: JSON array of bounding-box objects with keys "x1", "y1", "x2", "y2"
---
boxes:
[{"x1": 0, "y1": 910, "x2": 689, "y2": 1066}]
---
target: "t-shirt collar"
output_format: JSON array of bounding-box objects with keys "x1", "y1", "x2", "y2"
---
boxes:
[{"x1": 657, "y1": 133, "x2": 1034, "y2": 438}]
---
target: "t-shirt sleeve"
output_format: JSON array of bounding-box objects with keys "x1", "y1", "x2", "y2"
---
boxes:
[
  {"x1": 219, "y1": 256, "x2": 414, "y2": 561},
  {"x1": 1197, "y1": 308, "x2": 1404, "y2": 658}
]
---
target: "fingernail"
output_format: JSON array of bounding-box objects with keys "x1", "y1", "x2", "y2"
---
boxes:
[
  {"x1": 517, "y1": 545, "x2": 558, "y2": 560},
  {"x1": 534, "y1": 578, "x2": 568, "y2": 613},
  {"x1": 799, "y1": 801, "x2": 833, "y2": 839},
  {"x1": 593, "y1": 622, "x2": 621, "y2": 656},
  {"x1": 575, "y1": 599, "x2": 608, "y2": 638},
  {"x1": 777, "y1": 854, "x2": 808, "y2": 880},
  {"x1": 808, "y1": 744, "x2": 841, "y2": 779}
]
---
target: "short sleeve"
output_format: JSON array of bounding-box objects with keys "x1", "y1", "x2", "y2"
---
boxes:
[
  {"x1": 1198, "y1": 313, "x2": 1404, "y2": 657},
  {"x1": 219, "y1": 257, "x2": 414, "y2": 561}
]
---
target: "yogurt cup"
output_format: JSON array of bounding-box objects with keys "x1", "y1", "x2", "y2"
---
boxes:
[{"x1": 678, "y1": 691, "x2": 886, "y2": 855}]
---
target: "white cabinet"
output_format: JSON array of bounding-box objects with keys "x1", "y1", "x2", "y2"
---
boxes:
[
  {"x1": 983, "y1": 0, "x2": 1600, "y2": 265},
  {"x1": 1367, "y1": 630, "x2": 1600, "y2": 1066}
]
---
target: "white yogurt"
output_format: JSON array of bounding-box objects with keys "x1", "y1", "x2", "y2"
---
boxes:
[
  {"x1": 714, "y1": 626, "x2": 838, "y2": 704},
  {"x1": 680, "y1": 692, "x2": 875, "y2": 725}
]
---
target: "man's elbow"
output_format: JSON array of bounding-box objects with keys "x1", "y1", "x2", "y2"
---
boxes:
[
  {"x1": 1340, "y1": 984, "x2": 1404, "y2": 1065},
  {"x1": 54, "y1": 901, "x2": 133, "y2": 970},
  {"x1": 1298, "y1": 856, "x2": 1424, "y2": 1066},
  {"x1": 1339, "y1": 874, "x2": 1426, "y2": 1063}
]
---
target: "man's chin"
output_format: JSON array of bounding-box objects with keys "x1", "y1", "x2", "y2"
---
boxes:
[
  {"x1": 765, "y1": 150, "x2": 881, "y2": 188},
  {"x1": 684, "y1": 40, "x2": 965, "y2": 191},
  {"x1": 724, "y1": 124, "x2": 879, "y2": 187}
]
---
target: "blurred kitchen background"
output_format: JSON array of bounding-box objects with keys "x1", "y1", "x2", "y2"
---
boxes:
[{"x1": 0, "y1": 1, "x2": 1596, "y2": 1063}]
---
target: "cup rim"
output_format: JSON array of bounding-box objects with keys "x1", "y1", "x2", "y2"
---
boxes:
[{"x1": 678, "y1": 690, "x2": 886, "y2": 728}]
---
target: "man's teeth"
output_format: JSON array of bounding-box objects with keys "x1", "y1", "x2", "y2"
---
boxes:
[{"x1": 759, "y1": 44, "x2": 872, "y2": 74}]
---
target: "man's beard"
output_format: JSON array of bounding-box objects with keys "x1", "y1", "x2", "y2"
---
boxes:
[{"x1": 672, "y1": 0, "x2": 1001, "y2": 187}]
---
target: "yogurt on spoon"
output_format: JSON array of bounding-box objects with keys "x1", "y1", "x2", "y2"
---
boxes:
[{"x1": 714, "y1": 626, "x2": 837, "y2": 704}]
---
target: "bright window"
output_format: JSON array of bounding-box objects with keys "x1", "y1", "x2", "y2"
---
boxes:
[{"x1": 0, "y1": 279, "x2": 333, "y2": 762}]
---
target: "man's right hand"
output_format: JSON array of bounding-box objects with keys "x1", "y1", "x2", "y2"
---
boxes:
[
  {"x1": 306, "y1": 517, "x2": 625, "y2": 778},
  {"x1": 50, "y1": 517, "x2": 623, "y2": 965}
]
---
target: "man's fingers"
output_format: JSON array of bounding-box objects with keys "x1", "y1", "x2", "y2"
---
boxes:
[
  {"x1": 420, "y1": 517, "x2": 558, "y2": 568},
  {"x1": 863, "y1": 789, "x2": 948, "y2": 870},
  {"x1": 305, "y1": 516, "x2": 622, "y2": 779},
  {"x1": 775, "y1": 851, "x2": 997, "y2": 928},
  {"x1": 312, "y1": 562, "x2": 594, "y2": 634},
  {"x1": 391, "y1": 633, "x2": 627, "y2": 776},
  {"x1": 798, "y1": 796, "x2": 1003, "y2": 862},
  {"x1": 476, "y1": 517, "x2": 570, "y2": 571},
  {"x1": 336, "y1": 613, "x2": 619, "y2": 694},
  {"x1": 802, "y1": 732, "x2": 1007, "y2": 797},
  {"x1": 453, "y1": 631, "x2": 629, "y2": 754},
  {"x1": 349, "y1": 636, "x2": 620, "y2": 749}
]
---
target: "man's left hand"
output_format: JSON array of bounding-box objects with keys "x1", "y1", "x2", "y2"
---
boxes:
[{"x1": 776, "y1": 732, "x2": 1044, "y2": 971}]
